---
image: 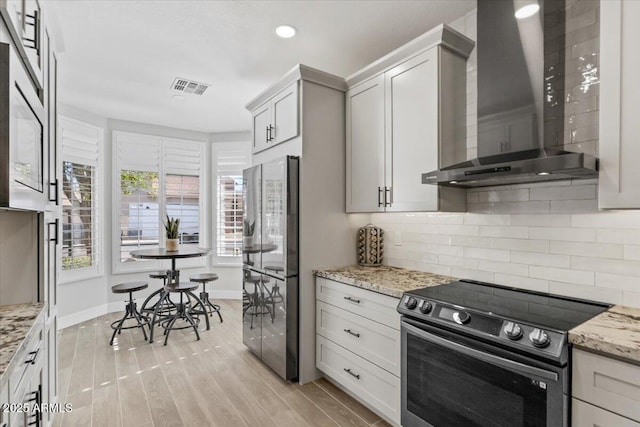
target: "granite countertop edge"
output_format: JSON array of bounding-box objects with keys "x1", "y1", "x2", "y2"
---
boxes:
[
  {"x1": 0, "y1": 302, "x2": 46, "y2": 388},
  {"x1": 569, "y1": 305, "x2": 640, "y2": 365}
]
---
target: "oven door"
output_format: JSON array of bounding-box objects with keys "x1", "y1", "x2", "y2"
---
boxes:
[{"x1": 401, "y1": 318, "x2": 567, "y2": 427}]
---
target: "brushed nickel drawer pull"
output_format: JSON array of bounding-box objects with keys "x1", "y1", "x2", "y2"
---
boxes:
[
  {"x1": 343, "y1": 368, "x2": 360, "y2": 379},
  {"x1": 343, "y1": 328, "x2": 360, "y2": 338},
  {"x1": 344, "y1": 296, "x2": 360, "y2": 304}
]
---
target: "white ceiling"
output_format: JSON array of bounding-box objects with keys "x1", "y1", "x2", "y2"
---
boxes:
[{"x1": 53, "y1": 0, "x2": 476, "y2": 133}]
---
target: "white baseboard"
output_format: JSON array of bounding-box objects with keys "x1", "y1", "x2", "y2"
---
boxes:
[
  {"x1": 58, "y1": 291, "x2": 242, "y2": 330},
  {"x1": 58, "y1": 304, "x2": 109, "y2": 330}
]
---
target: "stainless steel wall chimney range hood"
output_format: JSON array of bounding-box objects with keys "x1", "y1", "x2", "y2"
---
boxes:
[{"x1": 423, "y1": 0, "x2": 598, "y2": 188}]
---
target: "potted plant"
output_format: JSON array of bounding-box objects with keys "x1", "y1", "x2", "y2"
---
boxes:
[
  {"x1": 164, "y1": 215, "x2": 180, "y2": 251},
  {"x1": 243, "y1": 219, "x2": 255, "y2": 248}
]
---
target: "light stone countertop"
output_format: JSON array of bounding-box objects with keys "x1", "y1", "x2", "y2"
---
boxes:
[
  {"x1": 314, "y1": 265, "x2": 456, "y2": 299},
  {"x1": 0, "y1": 302, "x2": 45, "y2": 384},
  {"x1": 569, "y1": 305, "x2": 640, "y2": 365}
]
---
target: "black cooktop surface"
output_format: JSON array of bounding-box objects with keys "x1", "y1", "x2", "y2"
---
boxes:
[{"x1": 406, "y1": 280, "x2": 611, "y2": 332}]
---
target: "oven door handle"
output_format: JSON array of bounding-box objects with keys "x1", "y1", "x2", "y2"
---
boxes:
[{"x1": 403, "y1": 321, "x2": 559, "y2": 382}]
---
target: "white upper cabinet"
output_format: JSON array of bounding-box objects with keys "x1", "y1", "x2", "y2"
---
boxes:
[
  {"x1": 249, "y1": 81, "x2": 299, "y2": 154},
  {"x1": 346, "y1": 75, "x2": 385, "y2": 212},
  {"x1": 599, "y1": 0, "x2": 640, "y2": 209},
  {"x1": 345, "y1": 25, "x2": 473, "y2": 213}
]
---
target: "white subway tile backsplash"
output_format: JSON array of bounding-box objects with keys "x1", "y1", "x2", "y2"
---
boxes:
[
  {"x1": 595, "y1": 272, "x2": 640, "y2": 292},
  {"x1": 571, "y1": 256, "x2": 640, "y2": 277},
  {"x1": 597, "y1": 229, "x2": 640, "y2": 245},
  {"x1": 439, "y1": 255, "x2": 478, "y2": 269},
  {"x1": 549, "y1": 199, "x2": 598, "y2": 213},
  {"x1": 622, "y1": 291, "x2": 640, "y2": 308},
  {"x1": 511, "y1": 251, "x2": 571, "y2": 268},
  {"x1": 624, "y1": 245, "x2": 640, "y2": 261},
  {"x1": 494, "y1": 201, "x2": 551, "y2": 214},
  {"x1": 494, "y1": 274, "x2": 550, "y2": 293},
  {"x1": 451, "y1": 267, "x2": 495, "y2": 283},
  {"x1": 572, "y1": 211, "x2": 640, "y2": 228},
  {"x1": 530, "y1": 266, "x2": 594, "y2": 285},
  {"x1": 550, "y1": 241, "x2": 623, "y2": 259},
  {"x1": 548, "y1": 282, "x2": 623, "y2": 305},
  {"x1": 529, "y1": 227, "x2": 596, "y2": 242},
  {"x1": 478, "y1": 260, "x2": 528, "y2": 276},
  {"x1": 449, "y1": 235, "x2": 494, "y2": 249},
  {"x1": 529, "y1": 184, "x2": 596, "y2": 201},
  {"x1": 464, "y1": 213, "x2": 510, "y2": 226},
  {"x1": 510, "y1": 214, "x2": 572, "y2": 227},
  {"x1": 437, "y1": 224, "x2": 479, "y2": 236},
  {"x1": 463, "y1": 247, "x2": 510, "y2": 262},
  {"x1": 493, "y1": 238, "x2": 549, "y2": 253},
  {"x1": 479, "y1": 226, "x2": 528, "y2": 238},
  {"x1": 415, "y1": 262, "x2": 451, "y2": 276},
  {"x1": 477, "y1": 189, "x2": 530, "y2": 203}
]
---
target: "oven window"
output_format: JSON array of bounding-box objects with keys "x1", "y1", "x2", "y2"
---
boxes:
[
  {"x1": 407, "y1": 332, "x2": 547, "y2": 427},
  {"x1": 13, "y1": 86, "x2": 43, "y2": 192}
]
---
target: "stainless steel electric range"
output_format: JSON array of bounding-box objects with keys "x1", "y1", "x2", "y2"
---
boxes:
[{"x1": 397, "y1": 279, "x2": 611, "y2": 427}]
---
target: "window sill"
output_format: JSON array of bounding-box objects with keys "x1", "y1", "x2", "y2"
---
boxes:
[{"x1": 59, "y1": 271, "x2": 103, "y2": 285}]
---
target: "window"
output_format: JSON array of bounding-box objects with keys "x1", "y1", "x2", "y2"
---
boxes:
[
  {"x1": 213, "y1": 141, "x2": 251, "y2": 263},
  {"x1": 59, "y1": 116, "x2": 102, "y2": 281},
  {"x1": 113, "y1": 132, "x2": 204, "y2": 272},
  {"x1": 216, "y1": 175, "x2": 243, "y2": 256},
  {"x1": 62, "y1": 162, "x2": 96, "y2": 269},
  {"x1": 119, "y1": 170, "x2": 159, "y2": 262}
]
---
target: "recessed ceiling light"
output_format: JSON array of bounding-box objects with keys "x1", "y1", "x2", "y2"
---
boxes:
[
  {"x1": 172, "y1": 94, "x2": 185, "y2": 101},
  {"x1": 275, "y1": 25, "x2": 297, "y2": 38},
  {"x1": 537, "y1": 171, "x2": 551, "y2": 176},
  {"x1": 514, "y1": 1, "x2": 540, "y2": 19},
  {"x1": 449, "y1": 180, "x2": 459, "y2": 184}
]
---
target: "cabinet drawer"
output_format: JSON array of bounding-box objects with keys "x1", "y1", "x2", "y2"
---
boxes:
[
  {"x1": 572, "y1": 399, "x2": 640, "y2": 427},
  {"x1": 316, "y1": 277, "x2": 400, "y2": 329},
  {"x1": 316, "y1": 300, "x2": 400, "y2": 376},
  {"x1": 316, "y1": 335, "x2": 400, "y2": 424},
  {"x1": 573, "y1": 349, "x2": 640, "y2": 422},
  {"x1": 9, "y1": 322, "x2": 43, "y2": 402}
]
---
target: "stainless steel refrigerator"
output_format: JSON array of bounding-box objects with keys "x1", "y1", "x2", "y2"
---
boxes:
[{"x1": 242, "y1": 156, "x2": 298, "y2": 380}]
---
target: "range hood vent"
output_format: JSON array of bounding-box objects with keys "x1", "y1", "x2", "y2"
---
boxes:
[
  {"x1": 423, "y1": 0, "x2": 599, "y2": 188},
  {"x1": 171, "y1": 77, "x2": 210, "y2": 95}
]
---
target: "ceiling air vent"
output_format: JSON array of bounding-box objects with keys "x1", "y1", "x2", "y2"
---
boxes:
[{"x1": 170, "y1": 77, "x2": 210, "y2": 96}]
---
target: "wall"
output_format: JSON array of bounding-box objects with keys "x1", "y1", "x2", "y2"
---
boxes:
[{"x1": 56, "y1": 106, "x2": 249, "y2": 328}]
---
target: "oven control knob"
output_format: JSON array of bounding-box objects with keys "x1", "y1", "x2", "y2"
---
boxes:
[
  {"x1": 453, "y1": 311, "x2": 471, "y2": 325},
  {"x1": 405, "y1": 297, "x2": 418, "y2": 310},
  {"x1": 504, "y1": 322, "x2": 523, "y2": 340},
  {"x1": 418, "y1": 300, "x2": 433, "y2": 314},
  {"x1": 529, "y1": 329, "x2": 550, "y2": 348}
]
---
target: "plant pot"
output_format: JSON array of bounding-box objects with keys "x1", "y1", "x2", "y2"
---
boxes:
[{"x1": 166, "y1": 238, "x2": 179, "y2": 251}]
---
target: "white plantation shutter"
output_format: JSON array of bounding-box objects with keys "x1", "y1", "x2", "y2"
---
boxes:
[
  {"x1": 59, "y1": 116, "x2": 102, "y2": 280},
  {"x1": 113, "y1": 131, "x2": 205, "y2": 272},
  {"x1": 213, "y1": 142, "x2": 251, "y2": 260}
]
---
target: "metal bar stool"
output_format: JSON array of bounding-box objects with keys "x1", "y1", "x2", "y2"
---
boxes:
[
  {"x1": 264, "y1": 266, "x2": 285, "y2": 319},
  {"x1": 189, "y1": 273, "x2": 223, "y2": 323},
  {"x1": 110, "y1": 281, "x2": 150, "y2": 345},
  {"x1": 242, "y1": 271, "x2": 273, "y2": 328},
  {"x1": 157, "y1": 282, "x2": 208, "y2": 346},
  {"x1": 141, "y1": 270, "x2": 176, "y2": 320}
]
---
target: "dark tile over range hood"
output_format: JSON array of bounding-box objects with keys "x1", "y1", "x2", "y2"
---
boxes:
[{"x1": 423, "y1": 0, "x2": 599, "y2": 188}]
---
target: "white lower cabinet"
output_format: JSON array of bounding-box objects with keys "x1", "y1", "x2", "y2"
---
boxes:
[
  {"x1": 316, "y1": 278, "x2": 401, "y2": 425},
  {"x1": 572, "y1": 349, "x2": 640, "y2": 426}
]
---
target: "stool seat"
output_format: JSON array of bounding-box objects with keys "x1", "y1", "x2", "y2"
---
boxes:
[
  {"x1": 190, "y1": 273, "x2": 219, "y2": 283},
  {"x1": 112, "y1": 281, "x2": 148, "y2": 294},
  {"x1": 165, "y1": 282, "x2": 199, "y2": 293},
  {"x1": 264, "y1": 265, "x2": 284, "y2": 273},
  {"x1": 149, "y1": 271, "x2": 169, "y2": 279}
]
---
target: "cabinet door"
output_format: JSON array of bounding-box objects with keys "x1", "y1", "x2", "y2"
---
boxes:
[
  {"x1": 252, "y1": 102, "x2": 271, "y2": 153},
  {"x1": 271, "y1": 81, "x2": 299, "y2": 145},
  {"x1": 599, "y1": 0, "x2": 640, "y2": 208},
  {"x1": 385, "y1": 48, "x2": 439, "y2": 211},
  {"x1": 572, "y1": 399, "x2": 640, "y2": 427},
  {"x1": 346, "y1": 75, "x2": 385, "y2": 213}
]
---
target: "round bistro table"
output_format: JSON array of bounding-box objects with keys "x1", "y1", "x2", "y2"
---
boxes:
[{"x1": 130, "y1": 247, "x2": 211, "y2": 343}]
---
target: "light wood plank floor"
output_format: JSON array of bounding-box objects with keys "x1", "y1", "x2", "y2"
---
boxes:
[{"x1": 54, "y1": 299, "x2": 392, "y2": 427}]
